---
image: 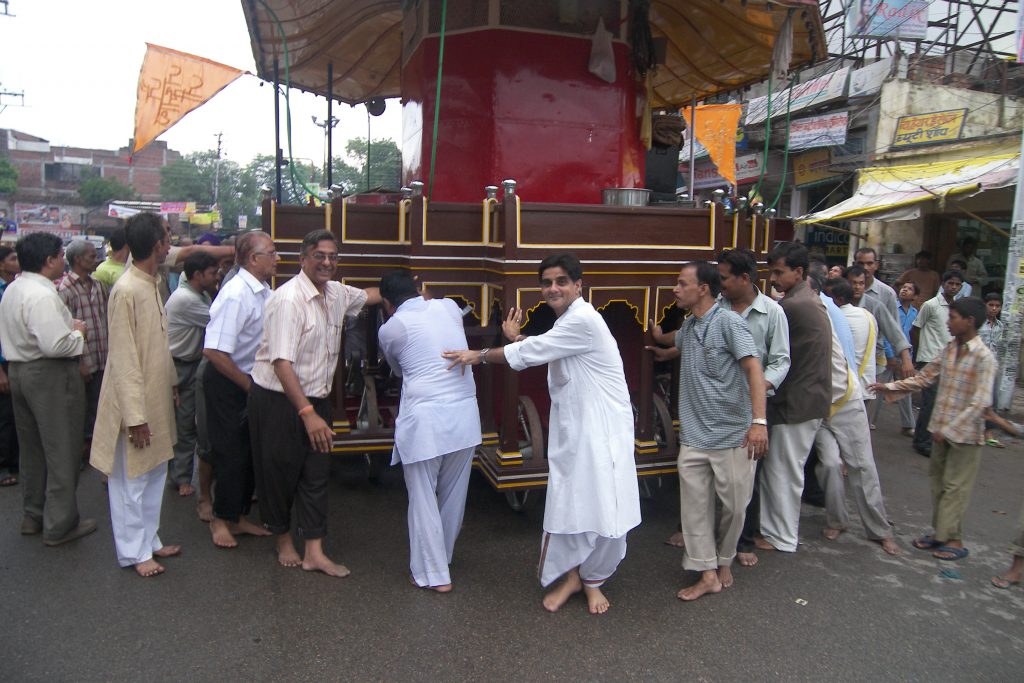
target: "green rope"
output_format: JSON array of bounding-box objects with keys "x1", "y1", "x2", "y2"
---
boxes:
[
  {"x1": 427, "y1": 0, "x2": 448, "y2": 202},
  {"x1": 768, "y1": 82, "x2": 796, "y2": 212}
]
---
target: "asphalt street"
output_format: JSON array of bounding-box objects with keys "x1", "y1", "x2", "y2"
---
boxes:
[{"x1": 2, "y1": 400, "x2": 1022, "y2": 682}]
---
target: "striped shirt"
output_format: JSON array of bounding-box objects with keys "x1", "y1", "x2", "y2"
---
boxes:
[
  {"x1": 251, "y1": 270, "x2": 367, "y2": 398},
  {"x1": 57, "y1": 271, "x2": 109, "y2": 374},
  {"x1": 675, "y1": 305, "x2": 758, "y2": 449},
  {"x1": 883, "y1": 336, "x2": 995, "y2": 445}
]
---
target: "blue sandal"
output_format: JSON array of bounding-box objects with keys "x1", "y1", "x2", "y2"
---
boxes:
[
  {"x1": 933, "y1": 546, "x2": 969, "y2": 561},
  {"x1": 912, "y1": 535, "x2": 942, "y2": 550}
]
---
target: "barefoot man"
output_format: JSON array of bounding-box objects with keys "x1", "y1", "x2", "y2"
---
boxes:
[
  {"x1": 248, "y1": 229, "x2": 380, "y2": 576},
  {"x1": 91, "y1": 212, "x2": 181, "y2": 577},
  {"x1": 444, "y1": 253, "x2": 641, "y2": 614},
  {"x1": 648, "y1": 261, "x2": 768, "y2": 600},
  {"x1": 203, "y1": 232, "x2": 277, "y2": 548},
  {"x1": 378, "y1": 271, "x2": 481, "y2": 592}
]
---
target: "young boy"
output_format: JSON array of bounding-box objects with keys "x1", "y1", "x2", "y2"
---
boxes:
[
  {"x1": 980, "y1": 292, "x2": 1006, "y2": 446},
  {"x1": 870, "y1": 297, "x2": 996, "y2": 562}
]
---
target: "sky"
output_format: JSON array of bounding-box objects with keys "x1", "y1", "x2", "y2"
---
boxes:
[{"x1": 0, "y1": 0, "x2": 403, "y2": 167}]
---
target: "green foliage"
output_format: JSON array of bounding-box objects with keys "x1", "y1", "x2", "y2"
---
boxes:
[
  {"x1": 78, "y1": 171, "x2": 137, "y2": 206},
  {"x1": 0, "y1": 158, "x2": 18, "y2": 196},
  {"x1": 341, "y1": 137, "x2": 402, "y2": 192}
]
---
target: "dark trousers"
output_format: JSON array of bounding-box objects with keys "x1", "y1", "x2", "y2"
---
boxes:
[
  {"x1": 203, "y1": 363, "x2": 253, "y2": 523},
  {"x1": 248, "y1": 384, "x2": 331, "y2": 539},
  {"x1": 83, "y1": 369, "x2": 103, "y2": 442},
  {"x1": 0, "y1": 361, "x2": 19, "y2": 476},
  {"x1": 913, "y1": 362, "x2": 937, "y2": 455}
]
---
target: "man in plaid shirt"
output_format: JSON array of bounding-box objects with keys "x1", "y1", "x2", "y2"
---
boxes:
[
  {"x1": 58, "y1": 239, "x2": 109, "y2": 453},
  {"x1": 870, "y1": 297, "x2": 995, "y2": 562}
]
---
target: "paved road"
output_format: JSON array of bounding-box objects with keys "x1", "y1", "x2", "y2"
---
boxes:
[{"x1": 2, "y1": 403, "x2": 1022, "y2": 682}]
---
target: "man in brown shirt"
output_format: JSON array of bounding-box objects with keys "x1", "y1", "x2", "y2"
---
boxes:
[
  {"x1": 895, "y1": 250, "x2": 940, "y2": 309},
  {"x1": 757, "y1": 242, "x2": 832, "y2": 553}
]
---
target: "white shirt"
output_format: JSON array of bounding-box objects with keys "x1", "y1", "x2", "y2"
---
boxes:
[
  {"x1": 912, "y1": 294, "x2": 952, "y2": 364},
  {"x1": 378, "y1": 297, "x2": 481, "y2": 465},
  {"x1": 827, "y1": 314, "x2": 863, "y2": 405},
  {"x1": 204, "y1": 267, "x2": 270, "y2": 373},
  {"x1": 0, "y1": 271, "x2": 85, "y2": 361},
  {"x1": 503, "y1": 298, "x2": 641, "y2": 538},
  {"x1": 840, "y1": 303, "x2": 878, "y2": 397}
]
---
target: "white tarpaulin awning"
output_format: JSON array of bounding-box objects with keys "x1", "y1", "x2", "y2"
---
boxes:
[{"x1": 797, "y1": 153, "x2": 1020, "y2": 224}]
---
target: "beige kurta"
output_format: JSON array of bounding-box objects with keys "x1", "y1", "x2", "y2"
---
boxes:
[{"x1": 90, "y1": 266, "x2": 177, "y2": 478}]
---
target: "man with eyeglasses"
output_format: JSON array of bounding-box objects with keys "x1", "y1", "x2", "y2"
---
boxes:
[
  {"x1": 248, "y1": 229, "x2": 380, "y2": 576},
  {"x1": 202, "y1": 231, "x2": 278, "y2": 549}
]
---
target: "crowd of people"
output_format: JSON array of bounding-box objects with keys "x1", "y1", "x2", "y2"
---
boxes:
[{"x1": 0, "y1": 213, "x2": 1021, "y2": 609}]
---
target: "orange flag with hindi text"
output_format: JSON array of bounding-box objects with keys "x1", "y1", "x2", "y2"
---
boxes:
[
  {"x1": 681, "y1": 104, "x2": 743, "y2": 187},
  {"x1": 132, "y1": 43, "x2": 245, "y2": 157}
]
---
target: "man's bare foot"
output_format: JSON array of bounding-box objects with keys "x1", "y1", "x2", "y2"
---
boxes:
[
  {"x1": 134, "y1": 559, "x2": 165, "y2": 577},
  {"x1": 754, "y1": 538, "x2": 778, "y2": 552},
  {"x1": 302, "y1": 556, "x2": 351, "y2": 577},
  {"x1": 276, "y1": 535, "x2": 302, "y2": 567},
  {"x1": 543, "y1": 569, "x2": 583, "y2": 612},
  {"x1": 210, "y1": 518, "x2": 237, "y2": 548},
  {"x1": 677, "y1": 571, "x2": 722, "y2": 601},
  {"x1": 736, "y1": 551, "x2": 758, "y2": 567},
  {"x1": 178, "y1": 483, "x2": 195, "y2": 497},
  {"x1": 664, "y1": 531, "x2": 685, "y2": 548},
  {"x1": 229, "y1": 518, "x2": 272, "y2": 537},
  {"x1": 878, "y1": 538, "x2": 901, "y2": 556},
  {"x1": 823, "y1": 528, "x2": 843, "y2": 541},
  {"x1": 583, "y1": 585, "x2": 610, "y2": 614},
  {"x1": 196, "y1": 499, "x2": 213, "y2": 523},
  {"x1": 153, "y1": 544, "x2": 181, "y2": 558},
  {"x1": 717, "y1": 565, "x2": 734, "y2": 588},
  {"x1": 408, "y1": 574, "x2": 454, "y2": 592}
]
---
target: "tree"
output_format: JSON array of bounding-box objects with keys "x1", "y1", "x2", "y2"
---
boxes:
[
  {"x1": 337, "y1": 138, "x2": 402, "y2": 194},
  {"x1": 0, "y1": 158, "x2": 17, "y2": 196},
  {"x1": 78, "y1": 171, "x2": 137, "y2": 206}
]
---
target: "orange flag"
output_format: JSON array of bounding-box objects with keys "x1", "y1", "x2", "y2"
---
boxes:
[
  {"x1": 132, "y1": 44, "x2": 245, "y2": 156},
  {"x1": 681, "y1": 104, "x2": 743, "y2": 187}
]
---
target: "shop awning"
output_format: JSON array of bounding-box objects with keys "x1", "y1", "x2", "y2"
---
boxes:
[{"x1": 797, "y1": 153, "x2": 1020, "y2": 224}]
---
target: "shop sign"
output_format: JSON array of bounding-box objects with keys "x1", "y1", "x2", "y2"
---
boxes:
[
  {"x1": 689, "y1": 152, "x2": 763, "y2": 189},
  {"x1": 789, "y1": 111, "x2": 849, "y2": 151},
  {"x1": 848, "y1": 1, "x2": 929, "y2": 40},
  {"x1": 805, "y1": 226, "x2": 850, "y2": 257},
  {"x1": 793, "y1": 148, "x2": 841, "y2": 188},
  {"x1": 159, "y1": 201, "x2": 196, "y2": 215},
  {"x1": 744, "y1": 68, "x2": 850, "y2": 126},
  {"x1": 849, "y1": 58, "x2": 900, "y2": 98},
  {"x1": 892, "y1": 109, "x2": 967, "y2": 148}
]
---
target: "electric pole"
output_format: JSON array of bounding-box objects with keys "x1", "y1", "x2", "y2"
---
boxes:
[{"x1": 213, "y1": 132, "x2": 223, "y2": 207}]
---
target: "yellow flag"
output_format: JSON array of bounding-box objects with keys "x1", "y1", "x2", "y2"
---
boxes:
[
  {"x1": 133, "y1": 44, "x2": 244, "y2": 156},
  {"x1": 681, "y1": 104, "x2": 743, "y2": 187}
]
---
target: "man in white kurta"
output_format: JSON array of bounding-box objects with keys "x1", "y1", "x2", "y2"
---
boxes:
[
  {"x1": 378, "y1": 272, "x2": 481, "y2": 592},
  {"x1": 444, "y1": 253, "x2": 640, "y2": 614}
]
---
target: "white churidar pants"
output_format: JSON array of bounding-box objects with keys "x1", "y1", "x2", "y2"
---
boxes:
[
  {"x1": 107, "y1": 434, "x2": 167, "y2": 567},
  {"x1": 403, "y1": 446, "x2": 474, "y2": 588},
  {"x1": 759, "y1": 418, "x2": 822, "y2": 552},
  {"x1": 678, "y1": 444, "x2": 755, "y2": 571},
  {"x1": 537, "y1": 532, "x2": 627, "y2": 588},
  {"x1": 814, "y1": 399, "x2": 894, "y2": 540}
]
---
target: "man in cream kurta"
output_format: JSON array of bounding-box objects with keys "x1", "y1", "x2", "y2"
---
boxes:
[
  {"x1": 445, "y1": 253, "x2": 640, "y2": 615},
  {"x1": 91, "y1": 212, "x2": 179, "y2": 577},
  {"x1": 378, "y1": 271, "x2": 481, "y2": 592}
]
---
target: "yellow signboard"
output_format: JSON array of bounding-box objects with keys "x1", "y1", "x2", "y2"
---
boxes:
[
  {"x1": 793, "y1": 148, "x2": 840, "y2": 188},
  {"x1": 892, "y1": 108, "x2": 967, "y2": 148}
]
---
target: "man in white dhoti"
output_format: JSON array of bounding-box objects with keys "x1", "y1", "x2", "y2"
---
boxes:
[
  {"x1": 444, "y1": 253, "x2": 641, "y2": 614},
  {"x1": 378, "y1": 271, "x2": 481, "y2": 593},
  {"x1": 90, "y1": 213, "x2": 181, "y2": 577}
]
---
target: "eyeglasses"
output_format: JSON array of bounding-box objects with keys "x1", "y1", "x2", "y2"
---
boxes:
[{"x1": 307, "y1": 251, "x2": 338, "y2": 262}]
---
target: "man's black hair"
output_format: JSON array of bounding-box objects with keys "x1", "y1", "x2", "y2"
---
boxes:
[
  {"x1": 379, "y1": 270, "x2": 419, "y2": 309},
  {"x1": 718, "y1": 248, "x2": 758, "y2": 280},
  {"x1": 941, "y1": 269, "x2": 964, "y2": 283},
  {"x1": 915, "y1": 250, "x2": 931, "y2": 260},
  {"x1": 0, "y1": 245, "x2": 14, "y2": 262},
  {"x1": 825, "y1": 277, "x2": 854, "y2": 305},
  {"x1": 15, "y1": 232, "x2": 62, "y2": 273},
  {"x1": 845, "y1": 264, "x2": 867, "y2": 279},
  {"x1": 984, "y1": 292, "x2": 1003, "y2": 304},
  {"x1": 854, "y1": 246, "x2": 878, "y2": 260},
  {"x1": 767, "y1": 242, "x2": 809, "y2": 277},
  {"x1": 950, "y1": 297, "x2": 986, "y2": 330},
  {"x1": 949, "y1": 259, "x2": 967, "y2": 270},
  {"x1": 807, "y1": 271, "x2": 825, "y2": 294},
  {"x1": 108, "y1": 226, "x2": 128, "y2": 252},
  {"x1": 183, "y1": 252, "x2": 220, "y2": 280},
  {"x1": 683, "y1": 260, "x2": 722, "y2": 298},
  {"x1": 538, "y1": 253, "x2": 582, "y2": 281},
  {"x1": 900, "y1": 280, "x2": 921, "y2": 295},
  {"x1": 807, "y1": 254, "x2": 828, "y2": 278},
  {"x1": 124, "y1": 212, "x2": 166, "y2": 261},
  {"x1": 301, "y1": 229, "x2": 337, "y2": 255}
]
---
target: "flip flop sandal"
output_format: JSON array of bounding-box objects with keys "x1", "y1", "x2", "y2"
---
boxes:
[
  {"x1": 986, "y1": 439, "x2": 1005, "y2": 448},
  {"x1": 991, "y1": 576, "x2": 1021, "y2": 589},
  {"x1": 933, "y1": 546, "x2": 969, "y2": 561},
  {"x1": 0, "y1": 475, "x2": 17, "y2": 487},
  {"x1": 912, "y1": 535, "x2": 942, "y2": 550}
]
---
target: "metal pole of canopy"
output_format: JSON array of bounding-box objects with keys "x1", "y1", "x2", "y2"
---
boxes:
[
  {"x1": 327, "y1": 62, "x2": 333, "y2": 189},
  {"x1": 274, "y1": 56, "x2": 282, "y2": 203},
  {"x1": 687, "y1": 94, "x2": 696, "y2": 201}
]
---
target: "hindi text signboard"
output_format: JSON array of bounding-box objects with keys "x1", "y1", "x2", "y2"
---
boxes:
[{"x1": 892, "y1": 109, "x2": 967, "y2": 148}]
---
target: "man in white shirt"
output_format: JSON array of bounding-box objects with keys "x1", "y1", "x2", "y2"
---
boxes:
[
  {"x1": 203, "y1": 231, "x2": 278, "y2": 548},
  {"x1": 248, "y1": 229, "x2": 380, "y2": 576},
  {"x1": 818, "y1": 278, "x2": 900, "y2": 555},
  {"x1": 378, "y1": 271, "x2": 481, "y2": 592},
  {"x1": 0, "y1": 232, "x2": 95, "y2": 545},
  {"x1": 444, "y1": 253, "x2": 641, "y2": 615}
]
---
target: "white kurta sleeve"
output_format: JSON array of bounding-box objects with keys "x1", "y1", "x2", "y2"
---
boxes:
[{"x1": 503, "y1": 309, "x2": 593, "y2": 371}]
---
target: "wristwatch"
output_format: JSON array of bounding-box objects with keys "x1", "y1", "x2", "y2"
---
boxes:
[
  {"x1": 479, "y1": 348, "x2": 491, "y2": 364},
  {"x1": 751, "y1": 418, "x2": 768, "y2": 426}
]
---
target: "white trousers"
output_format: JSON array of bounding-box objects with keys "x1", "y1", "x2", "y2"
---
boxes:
[
  {"x1": 759, "y1": 419, "x2": 822, "y2": 552},
  {"x1": 814, "y1": 399, "x2": 893, "y2": 540},
  {"x1": 403, "y1": 447, "x2": 474, "y2": 588},
  {"x1": 107, "y1": 434, "x2": 167, "y2": 567},
  {"x1": 678, "y1": 445, "x2": 755, "y2": 571},
  {"x1": 538, "y1": 532, "x2": 627, "y2": 588}
]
